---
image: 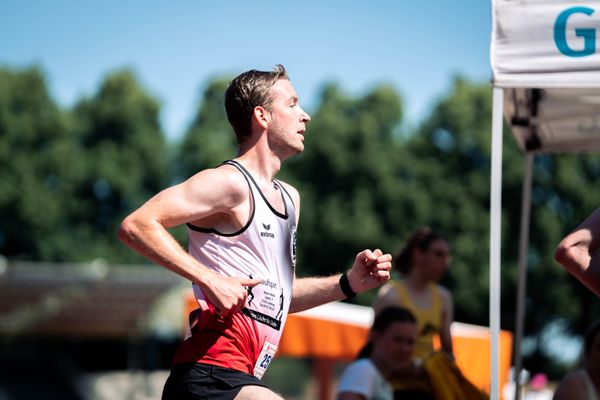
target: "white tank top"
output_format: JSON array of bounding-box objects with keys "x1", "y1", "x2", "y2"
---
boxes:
[{"x1": 175, "y1": 160, "x2": 297, "y2": 377}]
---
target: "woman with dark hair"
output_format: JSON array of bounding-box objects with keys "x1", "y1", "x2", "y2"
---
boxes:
[
  {"x1": 336, "y1": 306, "x2": 418, "y2": 400},
  {"x1": 373, "y1": 227, "x2": 453, "y2": 360},
  {"x1": 372, "y1": 227, "x2": 454, "y2": 399},
  {"x1": 553, "y1": 320, "x2": 600, "y2": 400}
]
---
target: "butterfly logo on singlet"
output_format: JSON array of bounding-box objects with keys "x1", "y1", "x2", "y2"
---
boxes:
[{"x1": 260, "y1": 223, "x2": 275, "y2": 238}]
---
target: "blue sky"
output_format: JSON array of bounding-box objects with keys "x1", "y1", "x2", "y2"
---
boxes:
[{"x1": 1, "y1": 1, "x2": 492, "y2": 141}]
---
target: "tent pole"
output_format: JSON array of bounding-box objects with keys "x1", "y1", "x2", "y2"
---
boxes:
[
  {"x1": 513, "y1": 153, "x2": 534, "y2": 400},
  {"x1": 490, "y1": 86, "x2": 504, "y2": 400}
]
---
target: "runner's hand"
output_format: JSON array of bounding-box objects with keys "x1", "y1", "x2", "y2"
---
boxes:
[
  {"x1": 346, "y1": 249, "x2": 392, "y2": 293},
  {"x1": 200, "y1": 273, "x2": 262, "y2": 317}
]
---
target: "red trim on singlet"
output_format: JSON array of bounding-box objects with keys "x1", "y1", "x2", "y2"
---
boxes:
[{"x1": 172, "y1": 308, "x2": 261, "y2": 375}]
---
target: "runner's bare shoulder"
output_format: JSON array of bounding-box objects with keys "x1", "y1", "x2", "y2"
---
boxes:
[{"x1": 183, "y1": 164, "x2": 250, "y2": 211}]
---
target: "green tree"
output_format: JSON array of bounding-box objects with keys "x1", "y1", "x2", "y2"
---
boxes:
[
  {"x1": 410, "y1": 76, "x2": 600, "y2": 376},
  {"x1": 403, "y1": 76, "x2": 525, "y2": 325},
  {"x1": 3, "y1": 64, "x2": 597, "y2": 377},
  {"x1": 287, "y1": 83, "x2": 406, "y2": 292},
  {"x1": 70, "y1": 69, "x2": 169, "y2": 262},
  {"x1": 0, "y1": 66, "x2": 83, "y2": 260},
  {"x1": 177, "y1": 77, "x2": 237, "y2": 180}
]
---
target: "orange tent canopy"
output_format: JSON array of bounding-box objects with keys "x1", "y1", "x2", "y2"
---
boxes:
[{"x1": 278, "y1": 301, "x2": 513, "y2": 396}]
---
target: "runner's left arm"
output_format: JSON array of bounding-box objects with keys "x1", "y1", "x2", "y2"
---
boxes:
[
  {"x1": 289, "y1": 249, "x2": 392, "y2": 313},
  {"x1": 280, "y1": 182, "x2": 392, "y2": 312}
]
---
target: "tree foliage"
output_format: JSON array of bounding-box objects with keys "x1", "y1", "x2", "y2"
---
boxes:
[
  {"x1": 0, "y1": 67, "x2": 77, "y2": 260},
  {"x1": 0, "y1": 67, "x2": 168, "y2": 262},
  {"x1": 70, "y1": 69, "x2": 169, "y2": 262},
  {"x1": 285, "y1": 83, "x2": 406, "y2": 281},
  {"x1": 2, "y1": 66, "x2": 599, "y2": 374},
  {"x1": 176, "y1": 77, "x2": 237, "y2": 179}
]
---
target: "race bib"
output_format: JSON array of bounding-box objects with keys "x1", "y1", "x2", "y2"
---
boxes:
[{"x1": 253, "y1": 341, "x2": 278, "y2": 379}]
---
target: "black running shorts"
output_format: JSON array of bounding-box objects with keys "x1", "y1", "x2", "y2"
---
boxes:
[{"x1": 162, "y1": 363, "x2": 268, "y2": 400}]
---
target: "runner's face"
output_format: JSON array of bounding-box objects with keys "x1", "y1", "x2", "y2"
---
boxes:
[{"x1": 265, "y1": 79, "x2": 311, "y2": 158}]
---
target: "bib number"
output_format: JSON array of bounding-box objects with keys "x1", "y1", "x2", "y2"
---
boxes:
[{"x1": 253, "y1": 342, "x2": 278, "y2": 379}]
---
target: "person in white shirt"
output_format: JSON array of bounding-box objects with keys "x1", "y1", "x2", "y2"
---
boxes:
[{"x1": 337, "y1": 306, "x2": 417, "y2": 400}]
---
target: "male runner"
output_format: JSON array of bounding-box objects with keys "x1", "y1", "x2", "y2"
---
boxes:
[{"x1": 118, "y1": 64, "x2": 392, "y2": 399}]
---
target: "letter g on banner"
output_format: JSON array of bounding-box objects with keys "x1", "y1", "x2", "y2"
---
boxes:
[{"x1": 554, "y1": 7, "x2": 596, "y2": 57}]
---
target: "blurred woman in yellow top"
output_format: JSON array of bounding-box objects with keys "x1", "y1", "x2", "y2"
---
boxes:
[{"x1": 373, "y1": 227, "x2": 454, "y2": 399}]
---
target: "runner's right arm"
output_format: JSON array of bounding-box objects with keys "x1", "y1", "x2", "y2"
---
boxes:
[{"x1": 118, "y1": 166, "x2": 261, "y2": 315}]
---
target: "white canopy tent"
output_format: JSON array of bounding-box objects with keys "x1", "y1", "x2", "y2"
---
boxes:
[{"x1": 490, "y1": 1, "x2": 600, "y2": 399}]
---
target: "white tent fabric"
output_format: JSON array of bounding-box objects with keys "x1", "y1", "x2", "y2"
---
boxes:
[
  {"x1": 492, "y1": 0, "x2": 600, "y2": 153},
  {"x1": 491, "y1": 1, "x2": 600, "y2": 400},
  {"x1": 492, "y1": 0, "x2": 600, "y2": 88}
]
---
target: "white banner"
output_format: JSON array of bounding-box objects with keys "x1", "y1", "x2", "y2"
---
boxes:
[{"x1": 491, "y1": 0, "x2": 600, "y2": 88}]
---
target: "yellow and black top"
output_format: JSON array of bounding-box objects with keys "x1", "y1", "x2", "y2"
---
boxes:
[{"x1": 393, "y1": 280, "x2": 442, "y2": 360}]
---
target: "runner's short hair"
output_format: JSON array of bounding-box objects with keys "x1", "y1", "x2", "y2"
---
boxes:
[{"x1": 225, "y1": 64, "x2": 288, "y2": 143}]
